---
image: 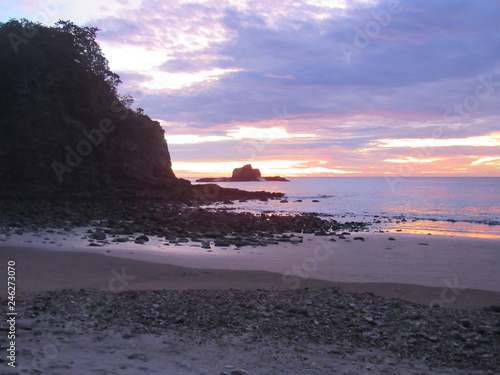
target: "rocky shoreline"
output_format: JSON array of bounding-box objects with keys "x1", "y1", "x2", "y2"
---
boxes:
[
  {"x1": 15, "y1": 288, "x2": 500, "y2": 372},
  {"x1": 0, "y1": 199, "x2": 368, "y2": 248}
]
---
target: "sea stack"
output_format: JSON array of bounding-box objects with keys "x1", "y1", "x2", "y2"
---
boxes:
[
  {"x1": 196, "y1": 164, "x2": 289, "y2": 182},
  {"x1": 231, "y1": 164, "x2": 262, "y2": 181}
]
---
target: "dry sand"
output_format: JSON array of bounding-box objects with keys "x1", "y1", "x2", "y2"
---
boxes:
[{"x1": 1, "y1": 232, "x2": 499, "y2": 374}]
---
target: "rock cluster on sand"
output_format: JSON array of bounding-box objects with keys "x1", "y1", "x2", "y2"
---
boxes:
[
  {"x1": 0, "y1": 199, "x2": 368, "y2": 247},
  {"x1": 21, "y1": 288, "x2": 500, "y2": 371}
]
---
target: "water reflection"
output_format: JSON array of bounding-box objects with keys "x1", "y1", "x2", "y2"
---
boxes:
[{"x1": 377, "y1": 219, "x2": 500, "y2": 240}]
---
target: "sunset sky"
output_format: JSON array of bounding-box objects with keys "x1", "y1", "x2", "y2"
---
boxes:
[{"x1": 3, "y1": 0, "x2": 500, "y2": 177}]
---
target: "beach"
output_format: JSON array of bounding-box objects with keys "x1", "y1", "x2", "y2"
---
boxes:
[
  {"x1": 2, "y1": 231, "x2": 500, "y2": 309},
  {"x1": 1, "y1": 221, "x2": 500, "y2": 374}
]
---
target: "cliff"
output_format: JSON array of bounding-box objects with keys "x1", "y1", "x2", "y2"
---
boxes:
[{"x1": 0, "y1": 20, "x2": 183, "y2": 197}]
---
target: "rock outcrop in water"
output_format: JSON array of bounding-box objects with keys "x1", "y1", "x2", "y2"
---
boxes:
[
  {"x1": 232, "y1": 164, "x2": 262, "y2": 181},
  {"x1": 0, "y1": 20, "x2": 184, "y2": 198},
  {"x1": 196, "y1": 164, "x2": 289, "y2": 182}
]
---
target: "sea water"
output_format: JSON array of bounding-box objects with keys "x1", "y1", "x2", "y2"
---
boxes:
[{"x1": 189, "y1": 177, "x2": 500, "y2": 239}]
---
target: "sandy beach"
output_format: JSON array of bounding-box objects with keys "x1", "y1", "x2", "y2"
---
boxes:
[
  {"x1": 1, "y1": 230, "x2": 499, "y2": 374},
  {"x1": 2, "y1": 231, "x2": 499, "y2": 308},
  {"x1": 0, "y1": 203, "x2": 499, "y2": 374}
]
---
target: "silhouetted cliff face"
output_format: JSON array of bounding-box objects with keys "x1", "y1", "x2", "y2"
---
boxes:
[{"x1": 0, "y1": 20, "x2": 180, "y2": 197}]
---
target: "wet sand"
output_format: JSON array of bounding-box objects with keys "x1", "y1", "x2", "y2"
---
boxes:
[{"x1": 1, "y1": 231, "x2": 499, "y2": 309}]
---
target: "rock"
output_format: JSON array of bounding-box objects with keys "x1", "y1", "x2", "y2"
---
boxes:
[
  {"x1": 127, "y1": 353, "x2": 148, "y2": 362},
  {"x1": 135, "y1": 235, "x2": 149, "y2": 242},
  {"x1": 475, "y1": 325, "x2": 497, "y2": 334},
  {"x1": 312, "y1": 200, "x2": 320, "y2": 202},
  {"x1": 388, "y1": 237, "x2": 396, "y2": 241},
  {"x1": 90, "y1": 230, "x2": 106, "y2": 241},
  {"x1": 235, "y1": 241, "x2": 251, "y2": 247},
  {"x1": 263, "y1": 176, "x2": 289, "y2": 181},
  {"x1": 483, "y1": 305, "x2": 500, "y2": 313},
  {"x1": 232, "y1": 164, "x2": 261, "y2": 181},
  {"x1": 231, "y1": 370, "x2": 250, "y2": 375},
  {"x1": 463, "y1": 341, "x2": 476, "y2": 349},
  {"x1": 201, "y1": 241, "x2": 211, "y2": 249},
  {"x1": 353, "y1": 237, "x2": 365, "y2": 241},
  {"x1": 214, "y1": 240, "x2": 231, "y2": 247},
  {"x1": 459, "y1": 319, "x2": 471, "y2": 328}
]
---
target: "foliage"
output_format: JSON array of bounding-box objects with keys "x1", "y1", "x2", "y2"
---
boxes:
[{"x1": 0, "y1": 18, "x2": 127, "y2": 115}]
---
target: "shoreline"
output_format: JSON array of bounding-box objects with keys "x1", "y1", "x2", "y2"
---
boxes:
[
  {"x1": 205, "y1": 204, "x2": 500, "y2": 239},
  {"x1": 2, "y1": 229, "x2": 500, "y2": 309},
  {"x1": 1, "y1": 202, "x2": 499, "y2": 374}
]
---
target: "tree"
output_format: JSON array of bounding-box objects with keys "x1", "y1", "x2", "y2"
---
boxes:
[{"x1": 55, "y1": 20, "x2": 121, "y2": 95}]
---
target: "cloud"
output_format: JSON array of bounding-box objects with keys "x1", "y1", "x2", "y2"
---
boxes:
[
  {"x1": 471, "y1": 156, "x2": 500, "y2": 166},
  {"x1": 372, "y1": 132, "x2": 500, "y2": 149},
  {"x1": 3, "y1": 0, "x2": 499, "y2": 175}
]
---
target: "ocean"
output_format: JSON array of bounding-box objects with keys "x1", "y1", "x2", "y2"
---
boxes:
[{"x1": 189, "y1": 177, "x2": 500, "y2": 239}]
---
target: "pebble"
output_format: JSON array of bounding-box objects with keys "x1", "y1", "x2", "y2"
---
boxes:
[
  {"x1": 231, "y1": 370, "x2": 250, "y2": 375},
  {"x1": 22, "y1": 288, "x2": 500, "y2": 372}
]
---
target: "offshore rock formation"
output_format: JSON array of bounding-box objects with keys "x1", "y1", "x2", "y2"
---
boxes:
[
  {"x1": 196, "y1": 164, "x2": 289, "y2": 182},
  {"x1": 232, "y1": 164, "x2": 262, "y2": 181}
]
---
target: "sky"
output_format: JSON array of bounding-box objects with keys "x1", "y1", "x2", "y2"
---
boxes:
[{"x1": 2, "y1": 0, "x2": 500, "y2": 177}]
